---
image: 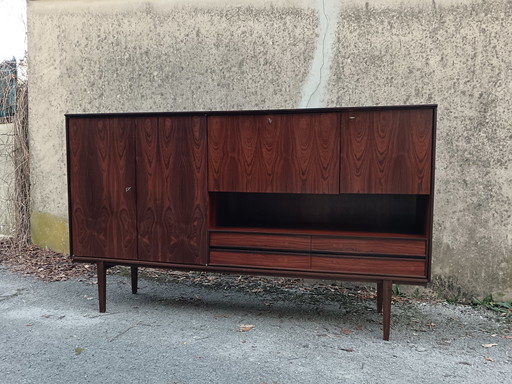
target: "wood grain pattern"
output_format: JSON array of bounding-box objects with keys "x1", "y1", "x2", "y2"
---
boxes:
[
  {"x1": 210, "y1": 232, "x2": 310, "y2": 251},
  {"x1": 210, "y1": 251, "x2": 310, "y2": 270},
  {"x1": 311, "y1": 237, "x2": 426, "y2": 257},
  {"x1": 68, "y1": 117, "x2": 137, "y2": 259},
  {"x1": 137, "y1": 116, "x2": 208, "y2": 264},
  {"x1": 311, "y1": 256, "x2": 426, "y2": 277},
  {"x1": 209, "y1": 226, "x2": 427, "y2": 239},
  {"x1": 208, "y1": 113, "x2": 339, "y2": 193},
  {"x1": 340, "y1": 109, "x2": 432, "y2": 194}
]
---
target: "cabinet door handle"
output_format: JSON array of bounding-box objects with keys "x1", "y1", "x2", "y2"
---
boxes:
[{"x1": 125, "y1": 187, "x2": 132, "y2": 192}]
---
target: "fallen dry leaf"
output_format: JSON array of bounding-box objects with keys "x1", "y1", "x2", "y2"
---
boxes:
[
  {"x1": 482, "y1": 343, "x2": 498, "y2": 348},
  {"x1": 484, "y1": 357, "x2": 494, "y2": 362},
  {"x1": 341, "y1": 328, "x2": 351, "y2": 335},
  {"x1": 0, "y1": 241, "x2": 96, "y2": 282},
  {"x1": 213, "y1": 314, "x2": 229, "y2": 319},
  {"x1": 503, "y1": 336, "x2": 512, "y2": 340},
  {"x1": 240, "y1": 324, "x2": 255, "y2": 332}
]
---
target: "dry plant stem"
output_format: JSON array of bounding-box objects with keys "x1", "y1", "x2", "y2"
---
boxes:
[
  {"x1": 1, "y1": 67, "x2": 30, "y2": 247},
  {"x1": 13, "y1": 82, "x2": 30, "y2": 246}
]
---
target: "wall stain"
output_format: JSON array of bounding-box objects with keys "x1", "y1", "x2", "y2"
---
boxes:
[{"x1": 31, "y1": 211, "x2": 69, "y2": 254}]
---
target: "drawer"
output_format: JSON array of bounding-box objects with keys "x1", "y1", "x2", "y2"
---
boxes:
[
  {"x1": 311, "y1": 236, "x2": 426, "y2": 257},
  {"x1": 210, "y1": 250, "x2": 310, "y2": 270},
  {"x1": 210, "y1": 232, "x2": 310, "y2": 252},
  {"x1": 311, "y1": 256, "x2": 426, "y2": 278}
]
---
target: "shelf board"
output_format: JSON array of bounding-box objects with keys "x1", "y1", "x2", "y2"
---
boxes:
[{"x1": 208, "y1": 226, "x2": 428, "y2": 240}]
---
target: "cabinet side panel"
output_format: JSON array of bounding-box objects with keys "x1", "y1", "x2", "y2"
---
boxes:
[
  {"x1": 68, "y1": 117, "x2": 137, "y2": 259},
  {"x1": 340, "y1": 109, "x2": 432, "y2": 194},
  {"x1": 137, "y1": 116, "x2": 208, "y2": 264}
]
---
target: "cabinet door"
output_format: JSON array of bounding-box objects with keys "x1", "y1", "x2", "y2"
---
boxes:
[
  {"x1": 340, "y1": 109, "x2": 433, "y2": 194},
  {"x1": 208, "y1": 113, "x2": 339, "y2": 193},
  {"x1": 137, "y1": 116, "x2": 208, "y2": 264},
  {"x1": 68, "y1": 117, "x2": 137, "y2": 259}
]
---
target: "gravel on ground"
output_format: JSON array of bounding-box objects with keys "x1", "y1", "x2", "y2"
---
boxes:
[{"x1": 1, "y1": 239, "x2": 511, "y2": 383}]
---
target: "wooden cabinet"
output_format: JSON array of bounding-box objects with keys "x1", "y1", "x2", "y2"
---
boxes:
[{"x1": 66, "y1": 105, "x2": 436, "y2": 341}]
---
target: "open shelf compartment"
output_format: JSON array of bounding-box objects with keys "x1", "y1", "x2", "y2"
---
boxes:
[{"x1": 209, "y1": 192, "x2": 430, "y2": 238}]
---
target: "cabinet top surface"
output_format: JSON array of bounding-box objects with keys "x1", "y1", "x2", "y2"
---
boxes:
[{"x1": 65, "y1": 104, "x2": 437, "y2": 119}]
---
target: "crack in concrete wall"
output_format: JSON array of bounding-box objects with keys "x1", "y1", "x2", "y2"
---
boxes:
[{"x1": 299, "y1": 0, "x2": 341, "y2": 108}]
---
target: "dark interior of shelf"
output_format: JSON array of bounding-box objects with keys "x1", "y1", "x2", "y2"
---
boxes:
[{"x1": 210, "y1": 192, "x2": 429, "y2": 235}]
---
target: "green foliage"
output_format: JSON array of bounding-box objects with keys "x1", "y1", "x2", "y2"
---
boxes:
[
  {"x1": 445, "y1": 295, "x2": 461, "y2": 304},
  {"x1": 472, "y1": 294, "x2": 512, "y2": 315},
  {"x1": 392, "y1": 284, "x2": 405, "y2": 297},
  {"x1": 74, "y1": 347, "x2": 84, "y2": 356}
]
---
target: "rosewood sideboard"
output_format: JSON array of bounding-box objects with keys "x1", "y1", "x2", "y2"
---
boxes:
[{"x1": 66, "y1": 105, "x2": 436, "y2": 340}]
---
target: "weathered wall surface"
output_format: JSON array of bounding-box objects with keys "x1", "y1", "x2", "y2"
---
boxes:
[
  {"x1": 28, "y1": 0, "x2": 319, "y2": 252},
  {"x1": 28, "y1": 0, "x2": 512, "y2": 300},
  {"x1": 0, "y1": 123, "x2": 15, "y2": 236},
  {"x1": 328, "y1": 0, "x2": 512, "y2": 300}
]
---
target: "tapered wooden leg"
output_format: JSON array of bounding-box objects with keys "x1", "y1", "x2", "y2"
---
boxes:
[
  {"x1": 377, "y1": 281, "x2": 383, "y2": 313},
  {"x1": 97, "y1": 261, "x2": 107, "y2": 313},
  {"x1": 131, "y1": 266, "x2": 138, "y2": 294},
  {"x1": 382, "y1": 280, "x2": 392, "y2": 341}
]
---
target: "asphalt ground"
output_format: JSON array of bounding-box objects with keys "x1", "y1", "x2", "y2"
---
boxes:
[{"x1": 1, "y1": 266, "x2": 511, "y2": 384}]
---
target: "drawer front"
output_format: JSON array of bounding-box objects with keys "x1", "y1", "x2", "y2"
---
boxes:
[
  {"x1": 210, "y1": 232, "x2": 310, "y2": 252},
  {"x1": 311, "y1": 236, "x2": 426, "y2": 257},
  {"x1": 311, "y1": 256, "x2": 426, "y2": 278},
  {"x1": 210, "y1": 251, "x2": 310, "y2": 270}
]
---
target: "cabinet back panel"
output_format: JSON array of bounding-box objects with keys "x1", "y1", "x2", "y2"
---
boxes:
[{"x1": 212, "y1": 192, "x2": 428, "y2": 235}]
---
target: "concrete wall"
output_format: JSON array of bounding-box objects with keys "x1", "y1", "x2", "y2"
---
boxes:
[
  {"x1": 28, "y1": 0, "x2": 512, "y2": 300},
  {"x1": 0, "y1": 123, "x2": 15, "y2": 237}
]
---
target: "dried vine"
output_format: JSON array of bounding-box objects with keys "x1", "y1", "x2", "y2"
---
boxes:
[{"x1": 0, "y1": 60, "x2": 30, "y2": 248}]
